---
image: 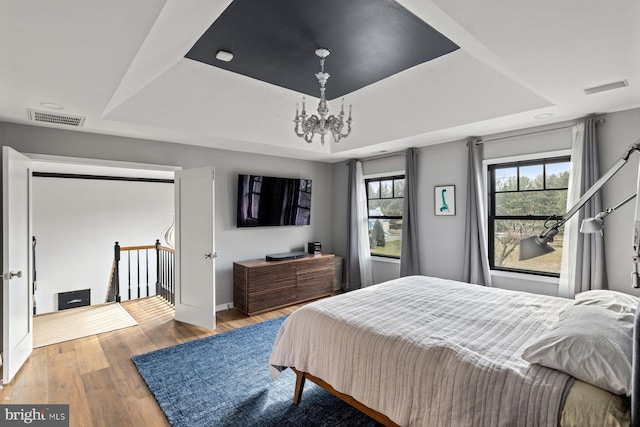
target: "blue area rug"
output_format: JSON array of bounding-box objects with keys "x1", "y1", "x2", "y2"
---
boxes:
[{"x1": 132, "y1": 316, "x2": 382, "y2": 427}]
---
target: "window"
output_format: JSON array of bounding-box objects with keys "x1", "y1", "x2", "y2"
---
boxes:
[
  {"x1": 488, "y1": 157, "x2": 571, "y2": 276},
  {"x1": 365, "y1": 175, "x2": 404, "y2": 258}
]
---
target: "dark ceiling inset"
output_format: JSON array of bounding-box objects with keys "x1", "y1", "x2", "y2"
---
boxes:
[{"x1": 185, "y1": 0, "x2": 459, "y2": 100}]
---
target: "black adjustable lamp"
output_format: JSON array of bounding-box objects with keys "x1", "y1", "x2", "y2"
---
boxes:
[
  {"x1": 518, "y1": 140, "x2": 640, "y2": 278},
  {"x1": 579, "y1": 193, "x2": 637, "y2": 234}
]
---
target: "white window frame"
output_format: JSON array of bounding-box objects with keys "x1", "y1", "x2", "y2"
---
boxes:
[
  {"x1": 364, "y1": 170, "x2": 404, "y2": 261},
  {"x1": 483, "y1": 149, "x2": 572, "y2": 277}
]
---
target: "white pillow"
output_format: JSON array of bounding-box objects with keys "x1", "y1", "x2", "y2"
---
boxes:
[
  {"x1": 522, "y1": 305, "x2": 633, "y2": 395},
  {"x1": 574, "y1": 289, "x2": 639, "y2": 314}
]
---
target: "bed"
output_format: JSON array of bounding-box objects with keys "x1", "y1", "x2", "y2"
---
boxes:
[{"x1": 269, "y1": 275, "x2": 634, "y2": 426}]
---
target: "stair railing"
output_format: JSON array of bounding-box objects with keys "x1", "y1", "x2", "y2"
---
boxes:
[
  {"x1": 106, "y1": 240, "x2": 175, "y2": 306},
  {"x1": 155, "y1": 239, "x2": 175, "y2": 306}
]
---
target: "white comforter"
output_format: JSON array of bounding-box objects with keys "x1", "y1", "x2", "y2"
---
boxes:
[{"x1": 269, "y1": 275, "x2": 574, "y2": 426}]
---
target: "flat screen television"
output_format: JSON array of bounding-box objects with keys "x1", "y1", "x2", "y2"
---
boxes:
[{"x1": 237, "y1": 174, "x2": 312, "y2": 227}]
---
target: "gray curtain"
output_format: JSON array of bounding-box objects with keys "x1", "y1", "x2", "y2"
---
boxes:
[
  {"x1": 462, "y1": 140, "x2": 493, "y2": 286},
  {"x1": 574, "y1": 118, "x2": 607, "y2": 293},
  {"x1": 400, "y1": 148, "x2": 421, "y2": 276},
  {"x1": 346, "y1": 159, "x2": 362, "y2": 291}
]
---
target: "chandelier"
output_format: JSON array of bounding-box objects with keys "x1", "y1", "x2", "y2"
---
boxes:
[{"x1": 294, "y1": 48, "x2": 353, "y2": 145}]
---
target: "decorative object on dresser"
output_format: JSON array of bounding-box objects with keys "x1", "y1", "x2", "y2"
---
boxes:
[
  {"x1": 233, "y1": 254, "x2": 335, "y2": 316},
  {"x1": 307, "y1": 241, "x2": 322, "y2": 255},
  {"x1": 265, "y1": 251, "x2": 309, "y2": 261}
]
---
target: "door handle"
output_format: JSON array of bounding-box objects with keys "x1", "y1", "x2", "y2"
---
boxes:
[
  {"x1": 3, "y1": 271, "x2": 22, "y2": 280},
  {"x1": 203, "y1": 253, "x2": 218, "y2": 259}
]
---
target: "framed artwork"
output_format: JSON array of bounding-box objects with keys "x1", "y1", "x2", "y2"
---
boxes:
[{"x1": 434, "y1": 185, "x2": 455, "y2": 216}]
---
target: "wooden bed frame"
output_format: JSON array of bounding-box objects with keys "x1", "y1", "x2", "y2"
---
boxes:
[
  {"x1": 292, "y1": 368, "x2": 399, "y2": 427},
  {"x1": 291, "y1": 303, "x2": 640, "y2": 427}
]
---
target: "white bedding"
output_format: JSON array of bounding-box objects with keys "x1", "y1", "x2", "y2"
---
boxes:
[{"x1": 269, "y1": 275, "x2": 575, "y2": 426}]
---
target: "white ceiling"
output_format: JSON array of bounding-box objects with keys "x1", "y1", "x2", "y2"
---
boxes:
[{"x1": 1, "y1": 0, "x2": 638, "y2": 163}]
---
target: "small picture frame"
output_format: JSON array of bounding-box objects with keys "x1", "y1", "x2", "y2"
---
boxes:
[{"x1": 434, "y1": 185, "x2": 455, "y2": 216}]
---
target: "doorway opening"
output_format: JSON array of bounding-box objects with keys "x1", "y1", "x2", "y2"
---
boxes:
[{"x1": 29, "y1": 154, "x2": 179, "y2": 315}]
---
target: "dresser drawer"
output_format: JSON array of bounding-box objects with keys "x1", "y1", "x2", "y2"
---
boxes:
[
  {"x1": 248, "y1": 286, "x2": 297, "y2": 314},
  {"x1": 296, "y1": 256, "x2": 333, "y2": 273},
  {"x1": 247, "y1": 263, "x2": 296, "y2": 292}
]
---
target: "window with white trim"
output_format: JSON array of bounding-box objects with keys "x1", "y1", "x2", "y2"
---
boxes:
[
  {"x1": 365, "y1": 175, "x2": 405, "y2": 258},
  {"x1": 488, "y1": 156, "x2": 571, "y2": 276}
]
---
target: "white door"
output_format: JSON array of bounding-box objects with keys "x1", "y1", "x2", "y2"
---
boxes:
[
  {"x1": 2, "y1": 146, "x2": 33, "y2": 384},
  {"x1": 174, "y1": 166, "x2": 216, "y2": 329}
]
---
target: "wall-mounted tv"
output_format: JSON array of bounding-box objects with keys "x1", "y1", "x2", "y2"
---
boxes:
[{"x1": 237, "y1": 174, "x2": 312, "y2": 227}]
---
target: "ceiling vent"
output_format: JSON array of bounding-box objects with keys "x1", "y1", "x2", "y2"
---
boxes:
[
  {"x1": 583, "y1": 80, "x2": 628, "y2": 95},
  {"x1": 27, "y1": 109, "x2": 85, "y2": 127}
]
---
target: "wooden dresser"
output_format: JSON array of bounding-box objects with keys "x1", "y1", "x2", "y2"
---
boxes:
[{"x1": 233, "y1": 254, "x2": 335, "y2": 316}]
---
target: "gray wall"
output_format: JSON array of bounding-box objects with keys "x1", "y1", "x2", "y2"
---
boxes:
[
  {"x1": 331, "y1": 142, "x2": 469, "y2": 285},
  {"x1": 0, "y1": 122, "x2": 335, "y2": 308},
  {"x1": 598, "y1": 108, "x2": 640, "y2": 295},
  {"x1": 5, "y1": 106, "x2": 640, "y2": 304},
  {"x1": 332, "y1": 107, "x2": 640, "y2": 297}
]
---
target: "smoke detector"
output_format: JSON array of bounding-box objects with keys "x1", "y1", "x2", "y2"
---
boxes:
[{"x1": 27, "y1": 109, "x2": 85, "y2": 127}]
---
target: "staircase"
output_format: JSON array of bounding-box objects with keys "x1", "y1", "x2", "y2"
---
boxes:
[{"x1": 106, "y1": 240, "x2": 175, "y2": 306}]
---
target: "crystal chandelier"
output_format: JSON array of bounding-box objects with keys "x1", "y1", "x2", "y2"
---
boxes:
[{"x1": 294, "y1": 48, "x2": 353, "y2": 145}]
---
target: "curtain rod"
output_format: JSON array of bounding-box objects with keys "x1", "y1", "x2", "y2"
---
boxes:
[
  {"x1": 345, "y1": 150, "x2": 406, "y2": 165},
  {"x1": 478, "y1": 117, "x2": 606, "y2": 144},
  {"x1": 361, "y1": 151, "x2": 406, "y2": 161}
]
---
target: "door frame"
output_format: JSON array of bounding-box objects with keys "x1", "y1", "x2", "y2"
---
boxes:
[
  {"x1": 28, "y1": 153, "x2": 181, "y2": 306},
  {"x1": 2, "y1": 153, "x2": 181, "y2": 382}
]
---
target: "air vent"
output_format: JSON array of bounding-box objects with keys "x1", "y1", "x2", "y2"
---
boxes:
[
  {"x1": 584, "y1": 80, "x2": 628, "y2": 95},
  {"x1": 27, "y1": 109, "x2": 85, "y2": 127}
]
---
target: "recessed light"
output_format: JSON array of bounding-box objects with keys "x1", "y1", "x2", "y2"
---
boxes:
[
  {"x1": 216, "y1": 50, "x2": 233, "y2": 62},
  {"x1": 40, "y1": 102, "x2": 64, "y2": 110},
  {"x1": 535, "y1": 113, "x2": 554, "y2": 120}
]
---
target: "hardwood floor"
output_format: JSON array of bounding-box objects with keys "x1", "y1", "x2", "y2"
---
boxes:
[{"x1": 0, "y1": 296, "x2": 304, "y2": 427}]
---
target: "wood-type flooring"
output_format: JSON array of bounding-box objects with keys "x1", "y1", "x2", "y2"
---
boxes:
[{"x1": 0, "y1": 296, "x2": 304, "y2": 427}]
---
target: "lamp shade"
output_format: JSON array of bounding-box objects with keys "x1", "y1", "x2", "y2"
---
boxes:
[
  {"x1": 580, "y1": 217, "x2": 604, "y2": 234},
  {"x1": 519, "y1": 235, "x2": 555, "y2": 261}
]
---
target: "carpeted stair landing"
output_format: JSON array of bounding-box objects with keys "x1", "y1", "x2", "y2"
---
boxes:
[{"x1": 33, "y1": 302, "x2": 138, "y2": 348}]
